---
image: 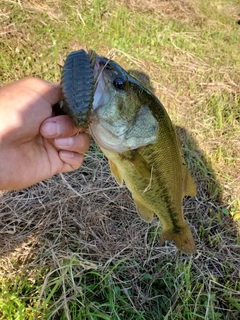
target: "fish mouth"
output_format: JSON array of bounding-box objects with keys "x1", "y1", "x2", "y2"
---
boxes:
[{"x1": 88, "y1": 50, "x2": 109, "y2": 82}]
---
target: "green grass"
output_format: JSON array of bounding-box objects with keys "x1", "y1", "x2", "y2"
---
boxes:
[
  {"x1": 0, "y1": 0, "x2": 240, "y2": 319},
  {"x1": 0, "y1": 272, "x2": 45, "y2": 319},
  {"x1": 41, "y1": 258, "x2": 148, "y2": 319}
]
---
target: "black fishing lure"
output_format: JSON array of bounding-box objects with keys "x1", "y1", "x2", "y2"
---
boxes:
[{"x1": 61, "y1": 49, "x2": 94, "y2": 128}]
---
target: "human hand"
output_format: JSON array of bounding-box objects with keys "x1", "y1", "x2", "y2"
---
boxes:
[{"x1": 0, "y1": 77, "x2": 90, "y2": 190}]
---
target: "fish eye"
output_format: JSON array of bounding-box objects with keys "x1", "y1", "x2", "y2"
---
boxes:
[{"x1": 113, "y1": 77, "x2": 126, "y2": 90}]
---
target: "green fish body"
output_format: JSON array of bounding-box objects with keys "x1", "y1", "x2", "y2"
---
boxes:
[{"x1": 90, "y1": 51, "x2": 197, "y2": 254}]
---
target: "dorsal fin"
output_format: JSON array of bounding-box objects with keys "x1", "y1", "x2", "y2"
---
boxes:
[{"x1": 183, "y1": 164, "x2": 197, "y2": 197}]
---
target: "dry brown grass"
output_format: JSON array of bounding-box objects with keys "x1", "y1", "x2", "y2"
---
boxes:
[
  {"x1": 0, "y1": 139, "x2": 239, "y2": 316},
  {"x1": 0, "y1": 144, "x2": 157, "y2": 265}
]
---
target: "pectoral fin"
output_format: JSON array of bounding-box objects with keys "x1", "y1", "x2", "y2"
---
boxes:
[
  {"x1": 133, "y1": 198, "x2": 154, "y2": 222},
  {"x1": 128, "y1": 150, "x2": 151, "y2": 181},
  {"x1": 109, "y1": 160, "x2": 123, "y2": 186}
]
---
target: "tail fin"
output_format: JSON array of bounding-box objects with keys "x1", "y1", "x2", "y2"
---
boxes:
[{"x1": 160, "y1": 221, "x2": 197, "y2": 254}]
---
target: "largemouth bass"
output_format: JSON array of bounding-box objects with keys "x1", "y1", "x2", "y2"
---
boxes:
[{"x1": 89, "y1": 51, "x2": 197, "y2": 254}]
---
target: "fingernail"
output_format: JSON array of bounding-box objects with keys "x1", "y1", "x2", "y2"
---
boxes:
[
  {"x1": 55, "y1": 137, "x2": 74, "y2": 147},
  {"x1": 42, "y1": 121, "x2": 60, "y2": 136}
]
